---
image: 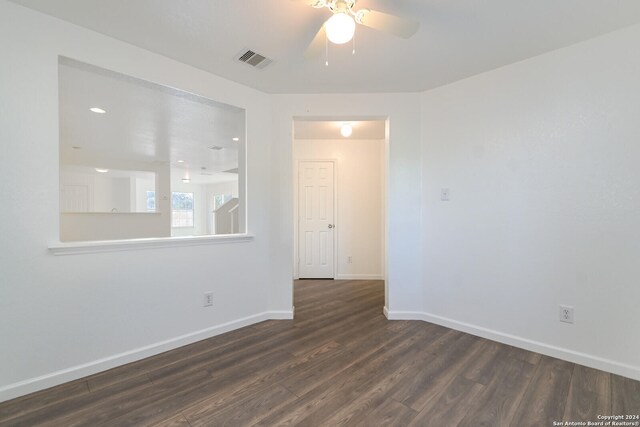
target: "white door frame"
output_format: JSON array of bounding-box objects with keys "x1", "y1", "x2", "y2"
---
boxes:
[{"x1": 293, "y1": 158, "x2": 338, "y2": 279}]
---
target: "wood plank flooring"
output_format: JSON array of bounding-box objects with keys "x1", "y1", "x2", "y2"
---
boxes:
[{"x1": 1, "y1": 279, "x2": 638, "y2": 426}]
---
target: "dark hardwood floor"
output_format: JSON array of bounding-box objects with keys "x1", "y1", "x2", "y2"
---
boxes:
[{"x1": 1, "y1": 280, "x2": 638, "y2": 426}]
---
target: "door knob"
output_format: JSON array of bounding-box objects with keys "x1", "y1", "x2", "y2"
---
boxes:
[{"x1": 328, "y1": 224, "x2": 334, "y2": 229}]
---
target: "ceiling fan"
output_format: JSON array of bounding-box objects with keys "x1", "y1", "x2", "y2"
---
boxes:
[{"x1": 295, "y1": 0, "x2": 420, "y2": 60}]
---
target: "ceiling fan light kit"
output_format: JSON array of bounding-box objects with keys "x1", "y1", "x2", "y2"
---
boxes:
[
  {"x1": 325, "y1": 12, "x2": 356, "y2": 44},
  {"x1": 299, "y1": 0, "x2": 420, "y2": 61}
]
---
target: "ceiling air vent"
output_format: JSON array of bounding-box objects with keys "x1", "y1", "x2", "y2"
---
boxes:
[{"x1": 236, "y1": 49, "x2": 273, "y2": 70}]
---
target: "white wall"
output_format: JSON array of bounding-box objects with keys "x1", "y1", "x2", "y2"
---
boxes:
[
  {"x1": 419, "y1": 23, "x2": 640, "y2": 380},
  {"x1": 0, "y1": 1, "x2": 284, "y2": 402},
  {"x1": 270, "y1": 94, "x2": 423, "y2": 315},
  {"x1": 293, "y1": 139, "x2": 384, "y2": 280}
]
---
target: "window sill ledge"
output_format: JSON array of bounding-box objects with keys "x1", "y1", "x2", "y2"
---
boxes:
[{"x1": 48, "y1": 234, "x2": 255, "y2": 256}]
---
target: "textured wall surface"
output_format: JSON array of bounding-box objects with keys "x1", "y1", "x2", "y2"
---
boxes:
[{"x1": 421, "y1": 23, "x2": 640, "y2": 379}]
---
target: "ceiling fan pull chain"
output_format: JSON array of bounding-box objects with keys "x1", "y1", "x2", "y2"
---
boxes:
[
  {"x1": 325, "y1": 34, "x2": 329, "y2": 66},
  {"x1": 352, "y1": 30, "x2": 356, "y2": 55}
]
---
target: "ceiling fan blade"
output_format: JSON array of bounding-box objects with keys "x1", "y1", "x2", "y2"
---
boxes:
[
  {"x1": 357, "y1": 9, "x2": 419, "y2": 39},
  {"x1": 290, "y1": 0, "x2": 327, "y2": 7},
  {"x1": 304, "y1": 25, "x2": 326, "y2": 60}
]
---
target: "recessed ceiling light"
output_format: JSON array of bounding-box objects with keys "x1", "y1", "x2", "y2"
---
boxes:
[
  {"x1": 72, "y1": 146, "x2": 82, "y2": 150},
  {"x1": 177, "y1": 160, "x2": 185, "y2": 163},
  {"x1": 89, "y1": 107, "x2": 107, "y2": 114},
  {"x1": 232, "y1": 137, "x2": 240, "y2": 142},
  {"x1": 182, "y1": 178, "x2": 191, "y2": 183},
  {"x1": 95, "y1": 168, "x2": 109, "y2": 173},
  {"x1": 340, "y1": 124, "x2": 353, "y2": 138}
]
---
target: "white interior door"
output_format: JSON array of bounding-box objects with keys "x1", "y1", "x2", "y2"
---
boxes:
[{"x1": 298, "y1": 161, "x2": 335, "y2": 278}]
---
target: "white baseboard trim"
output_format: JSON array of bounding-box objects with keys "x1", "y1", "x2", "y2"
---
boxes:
[
  {"x1": 335, "y1": 274, "x2": 384, "y2": 280},
  {"x1": 0, "y1": 310, "x2": 292, "y2": 403},
  {"x1": 267, "y1": 310, "x2": 294, "y2": 320},
  {"x1": 386, "y1": 310, "x2": 640, "y2": 381},
  {"x1": 383, "y1": 306, "x2": 389, "y2": 319},
  {"x1": 385, "y1": 310, "x2": 424, "y2": 320}
]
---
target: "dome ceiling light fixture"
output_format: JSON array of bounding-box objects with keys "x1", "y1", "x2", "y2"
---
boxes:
[
  {"x1": 297, "y1": 0, "x2": 420, "y2": 62},
  {"x1": 340, "y1": 123, "x2": 353, "y2": 137},
  {"x1": 324, "y1": 12, "x2": 356, "y2": 45}
]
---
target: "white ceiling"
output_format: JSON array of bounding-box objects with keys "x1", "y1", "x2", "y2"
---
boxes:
[
  {"x1": 59, "y1": 58, "x2": 244, "y2": 183},
  {"x1": 294, "y1": 120, "x2": 385, "y2": 140},
  {"x1": 61, "y1": 165, "x2": 156, "y2": 181},
  {"x1": 12, "y1": 0, "x2": 640, "y2": 93}
]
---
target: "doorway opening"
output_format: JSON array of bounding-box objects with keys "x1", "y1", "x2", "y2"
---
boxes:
[{"x1": 292, "y1": 118, "x2": 387, "y2": 286}]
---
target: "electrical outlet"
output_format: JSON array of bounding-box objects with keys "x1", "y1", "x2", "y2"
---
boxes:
[
  {"x1": 559, "y1": 305, "x2": 574, "y2": 323},
  {"x1": 441, "y1": 188, "x2": 450, "y2": 201},
  {"x1": 347, "y1": 256, "x2": 352, "y2": 264},
  {"x1": 203, "y1": 292, "x2": 213, "y2": 307}
]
